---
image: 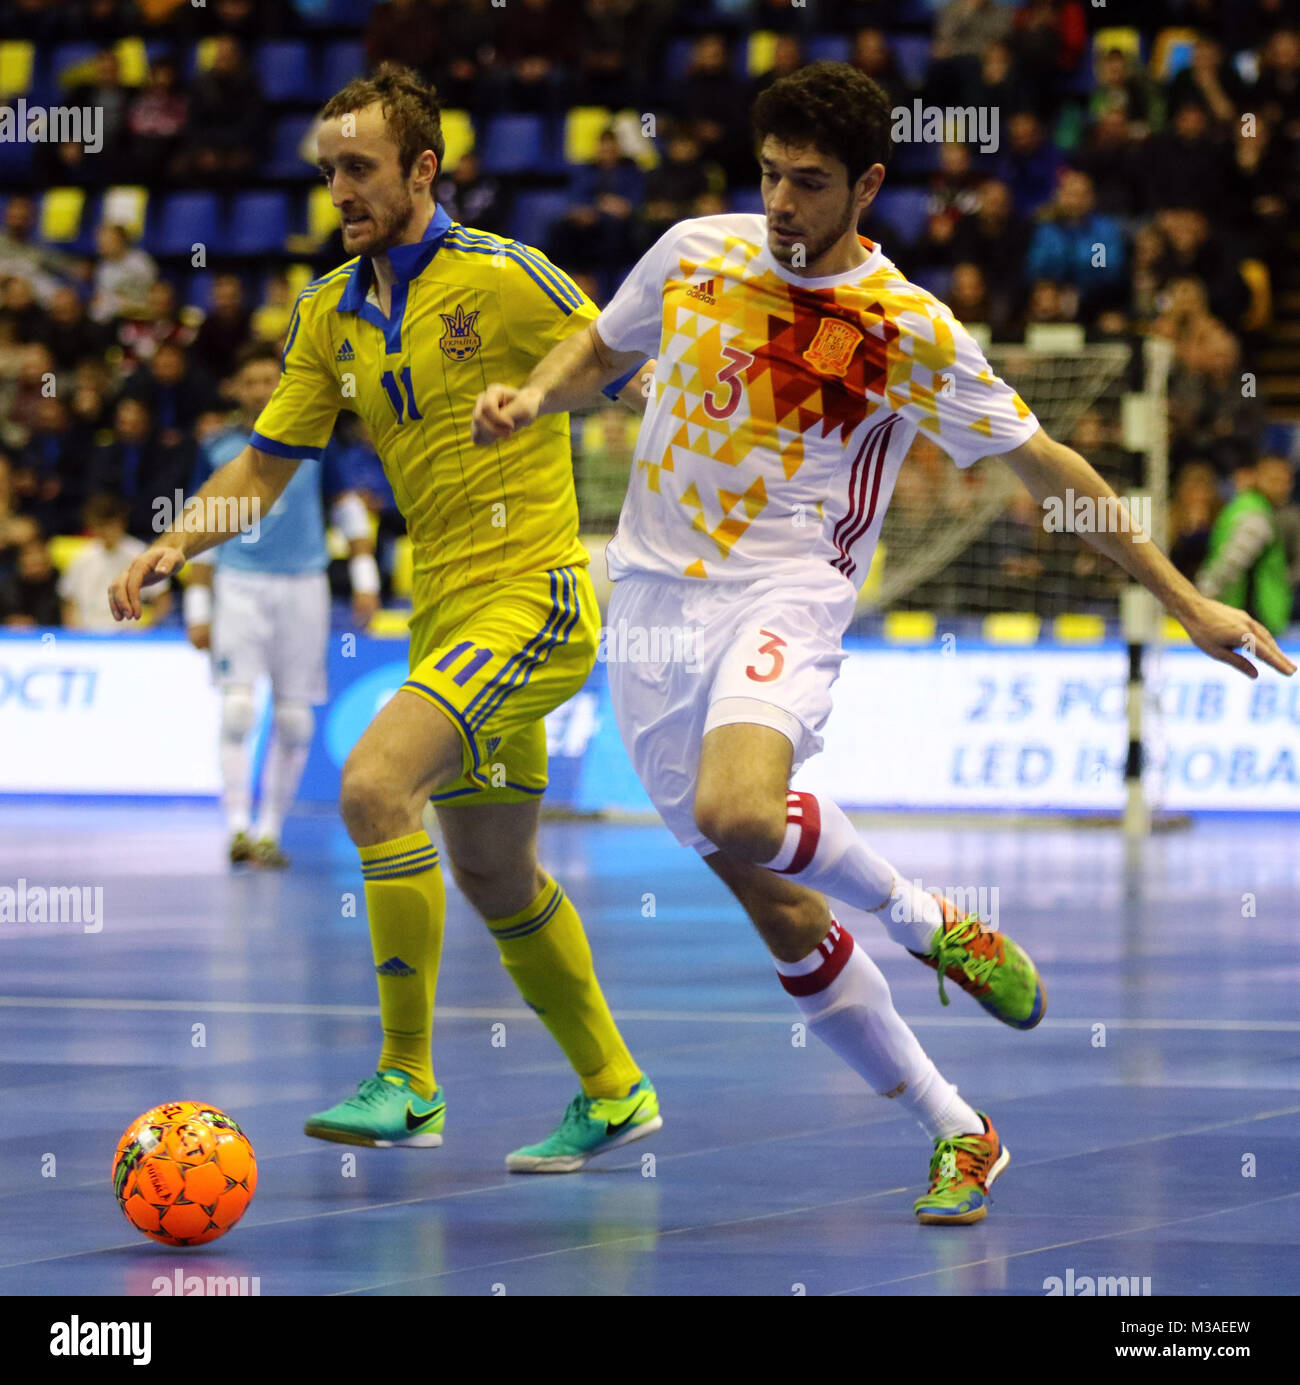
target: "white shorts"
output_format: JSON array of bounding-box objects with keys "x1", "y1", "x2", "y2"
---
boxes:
[
  {"x1": 607, "y1": 565, "x2": 856, "y2": 853},
  {"x1": 210, "y1": 567, "x2": 330, "y2": 705}
]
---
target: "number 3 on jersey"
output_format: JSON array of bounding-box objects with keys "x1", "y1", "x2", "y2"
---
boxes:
[
  {"x1": 746, "y1": 628, "x2": 787, "y2": 683},
  {"x1": 703, "y1": 345, "x2": 755, "y2": 420},
  {"x1": 381, "y1": 367, "x2": 423, "y2": 424}
]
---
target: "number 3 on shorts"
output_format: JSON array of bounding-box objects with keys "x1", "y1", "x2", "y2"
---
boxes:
[{"x1": 746, "y1": 628, "x2": 787, "y2": 683}]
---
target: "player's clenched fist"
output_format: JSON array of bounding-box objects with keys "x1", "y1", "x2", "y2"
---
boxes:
[
  {"x1": 108, "y1": 544, "x2": 187, "y2": 621},
  {"x1": 471, "y1": 384, "x2": 543, "y2": 445}
]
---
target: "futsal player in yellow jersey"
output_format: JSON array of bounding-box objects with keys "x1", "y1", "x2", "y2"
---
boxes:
[{"x1": 109, "y1": 65, "x2": 661, "y2": 1170}]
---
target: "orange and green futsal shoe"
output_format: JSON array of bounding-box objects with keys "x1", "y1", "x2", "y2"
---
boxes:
[
  {"x1": 914, "y1": 1113, "x2": 1009, "y2": 1225},
  {"x1": 910, "y1": 894, "x2": 1047, "y2": 1030}
]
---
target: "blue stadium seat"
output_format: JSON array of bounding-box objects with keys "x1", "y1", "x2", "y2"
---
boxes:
[
  {"x1": 294, "y1": 0, "x2": 364, "y2": 26},
  {"x1": 892, "y1": 35, "x2": 933, "y2": 89},
  {"x1": 148, "y1": 191, "x2": 224, "y2": 257},
  {"x1": 51, "y1": 42, "x2": 100, "y2": 84},
  {"x1": 226, "y1": 191, "x2": 291, "y2": 255},
  {"x1": 664, "y1": 37, "x2": 696, "y2": 83},
  {"x1": 876, "y1": 187, "x2": 930, "y2": 246},
  {"x1": 508, "y1": 190, "x2": 571, "y2": 247},
  {"x1": 478, "y1": 115, "x2": 548, "y2": 175},
  {"x1": 267, "y1": 114, "x2": 318, "y2": 179},
  {"x1": 321, "y1": 40, "x2": 365, "y2": 95},
  {"x1": 0, "y1": 141, "x2": 33, "y2": 178},
  {"x1": 185, "y1": 270, "x2": 215, "y2": 314},
  {"x1": 728, "y1": 186, "x2": 765, "y2": 215},
  {"x1": 255, "y1": 40, "x2": 316, "y2": 103},
  {"x1": 806, "y1": 36, "x2": 852, "y2": 65}
]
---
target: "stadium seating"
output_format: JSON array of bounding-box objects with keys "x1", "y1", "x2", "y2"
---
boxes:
[
  {"x1": 509, "y1": 190, "x2": 571, "y2": 248},
  {"x1": 255, "y1": 40, "x2": 317, "y2": 104},
  {"x1": 148, "y1": 191, "x2": 224, "y2": 257},
  {"x1": 478, "y1": 115, "x2": 553, "y2": 176},
  {"x1": 266, "y1": 115, "x2": 318, "y2": 181},
  {"x1": 226, "y1": 191, "x2": 291, "y2": 256},
  {"x1": 320, "y1": 39, "x2": 365, "y2": 97}
]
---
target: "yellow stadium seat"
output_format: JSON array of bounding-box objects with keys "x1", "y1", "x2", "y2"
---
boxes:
[
  {"x1": 391, "y1": 536, "x2": 413, "y2": 598},
  {"x1": 40, "y1": 188, "x2": 86, "y2": 244},
  {"x1": 286, "y1": 263, "x2": 314, "y2": 298},
  {"x1": 195, "y1": 37, "x2": 220, "y2": 72},
  {"x1": 1053, "y1": 613, "x2": 1106, "y2": 644},
  {"x1": 747, "y1": 31, "x2": 778, "y2": 78},
  {"x1": 1239, "y1": 258, "x2": 1272, "y2": 333},
  {"x1": 101, "y1": 185, "x2": 148, "y2": 239},
  {"x1": 1163, "y1": 616, "x2": 1193, "y2": 643},
  {"x1": 1150, "y1": 27, "x2": 1199, "y2": 81},
  {"x1": 984, "y1": 613, "x2": 1041, "y2": 645},
  {"x1": 47, "y1": 535, "x2": 88, "y2": 573},
  {"x1": 307, "y1": 184, "x2": 338, "y2": 242},
  {"x1": 114, "y1": 37, "x2": 149, "y2": 87},
  {"x1": 0, "y1": 40, "x2": 34, "y2": 98},
  {"x1": 884, "y1": 610, "x2": 937, "y2": 643},
  {"x1": 440, "y1": 109, "x2": 474, "y2": 171},
  {"x1": 1093, "y1": 27, "x2": 1141, "y2": 69},
  {"x1": 564, "y1": 107, "x2": 613, "y2": 164}
]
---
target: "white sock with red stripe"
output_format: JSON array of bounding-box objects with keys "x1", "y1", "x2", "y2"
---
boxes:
[
  {"x1": 765, "y1": 791, "x2": 944, "y2": 954},
  {"x1": 774, "y1": 920, "x2": 982, "y2": 1141}
]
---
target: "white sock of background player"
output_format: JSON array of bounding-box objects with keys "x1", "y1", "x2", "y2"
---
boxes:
[
  {"x1": 254, "y1": 700, "x2": 315, "y2": 844},
  {"x1": 219, "y1": 685, "x2": 257, "y2": 837}
]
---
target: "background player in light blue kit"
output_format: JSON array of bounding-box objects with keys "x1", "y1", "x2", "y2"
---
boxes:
[{"x1": 185, "y1": 342, "x2": 380, "y2": 866}]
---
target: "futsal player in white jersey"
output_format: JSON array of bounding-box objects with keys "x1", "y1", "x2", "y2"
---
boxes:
[
  {"x1": 186, "y1": 342, "x2": 380, "y2": 867},
  {"x1": 472, "y1": 63, "x2": 1294, "y2": 1222}
]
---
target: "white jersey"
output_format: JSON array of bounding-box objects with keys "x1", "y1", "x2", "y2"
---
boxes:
[{"x1": 597, "y1": 213, "x2": 1040, "y2": 587}]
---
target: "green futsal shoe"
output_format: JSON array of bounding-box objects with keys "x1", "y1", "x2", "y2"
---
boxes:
[
  {"x1": 506, "y1": 1077, "x2": 661, "y2": 1172},
  {"x1": 304, "y1": 1069, "x2": 445, "y2": 1148},
  {"x1": 914, "y1": 1112, "x2": 1009, "y2": 1225},
  {"x1": 910, "y1": 894, "x2": 1047, "y2": 1031}
]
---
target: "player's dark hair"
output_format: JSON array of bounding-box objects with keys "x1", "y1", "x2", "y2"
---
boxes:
[
  {"x1": 83, "y1": 492, "x2": 129, "y2": 528},
  {"x1": 319, "y1": 62, "x2": 445, "y2": 178},
  {"x1": 234, "y1": 340, "x2": 281, "y2": 373},
  {"x1": 751, "y1": 61, "x2": 894, "y2": 185}
]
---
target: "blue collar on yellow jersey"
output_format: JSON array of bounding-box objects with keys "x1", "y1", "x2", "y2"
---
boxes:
[{"x1": 334, "y1": 204, "x2": 453, "y2": 354}]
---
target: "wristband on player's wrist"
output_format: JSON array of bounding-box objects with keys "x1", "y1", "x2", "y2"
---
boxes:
[
  {"x1": 182, "y1": 583, "x2": 212, "y2": 628},
  {"x1": 349, "y1": 553, "x2": 380, "y2": 596}
]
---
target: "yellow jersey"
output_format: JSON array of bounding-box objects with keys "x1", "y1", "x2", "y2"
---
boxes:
[{"x1": 251, "y1": 207, "x2": 600, "y2": 599}]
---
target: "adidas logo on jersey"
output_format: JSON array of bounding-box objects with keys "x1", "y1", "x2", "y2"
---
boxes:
[
  {"x1": 686, "y1": 278, "x2": 717, "y2": 304},
  {"x1": 336, "y1": 338, "x2": 356, "y2": 362},
  {"x1": 375, "y1": 956, "x2": 416, "y2": 977}
]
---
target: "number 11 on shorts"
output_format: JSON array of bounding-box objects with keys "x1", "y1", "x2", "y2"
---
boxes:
[{"x1": 746, "y1": 628, "x2": 787, "y2": 683}]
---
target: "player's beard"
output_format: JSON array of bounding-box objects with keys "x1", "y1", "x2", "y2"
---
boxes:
[
  {"x1": 345, "y1": 190, "x2": 417, "y2": 257},
  {"x1": 769, "y1": 192, "x2": 858, "y2": 273}
]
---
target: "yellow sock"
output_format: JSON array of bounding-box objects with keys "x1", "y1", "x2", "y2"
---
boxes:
[
  {"x1": 488, "y1": 875, "x2": 641, "y2": 1099},
  {"x1": 359, "y1": 830, "x2": 446, "y2": 1101}
]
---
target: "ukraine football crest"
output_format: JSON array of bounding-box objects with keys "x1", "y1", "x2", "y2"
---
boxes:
[{"x1": 439, "y1": 304, "x2": 482, "y2": 361}]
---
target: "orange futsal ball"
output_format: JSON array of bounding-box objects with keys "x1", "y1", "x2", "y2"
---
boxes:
[{"x1": 112, "y1": 1102, "x2": 257, "y2": 1247}]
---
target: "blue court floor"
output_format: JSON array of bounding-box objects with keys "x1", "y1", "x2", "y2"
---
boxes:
[{"x1": 0, "y1": 803, "x2": 1297, "y2": 1296}]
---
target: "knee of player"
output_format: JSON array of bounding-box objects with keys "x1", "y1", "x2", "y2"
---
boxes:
[
  {"x1": 338, "y1": 754, "x2": 391, "y2": 833},
  {"x1": 693, "y1": 792, "x2": 785, "y2": 863},
  {"x1": 273, "y1": 701, "x2": 315, "y2": 750},
  {"x1": 220, "y1": 687, "x2": 257, "y2": 741}
]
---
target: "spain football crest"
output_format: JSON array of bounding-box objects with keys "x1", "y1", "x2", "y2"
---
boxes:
[
  {"x1": 802, "y1": 318, "x2": 863, "y2": 378},
  {"x1": 439, "y1": 304, "x2": 482, "y2": 361}
]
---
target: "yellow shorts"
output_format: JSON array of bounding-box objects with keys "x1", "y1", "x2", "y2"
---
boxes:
[{"x1": 403, "y1": 563, "x2": 598, "y2": 806}]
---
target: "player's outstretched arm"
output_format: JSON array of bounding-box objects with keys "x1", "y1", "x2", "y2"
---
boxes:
[
  {"x1": 470, "y1": 322, "x2": 648, "y2": 445},
  {"x1": 108, "y1": 444, "x2": 300, "y2": 621},
  {"x1": 1003, "y1": 427, "x2": 1297, "y2": 680}
]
